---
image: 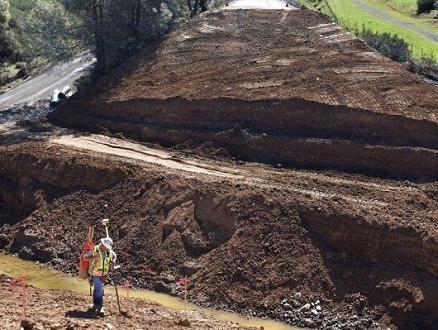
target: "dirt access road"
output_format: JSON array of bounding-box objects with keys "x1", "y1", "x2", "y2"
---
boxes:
[{"x1": 2, "y1": 2, "x2": 438, "y2": 330}]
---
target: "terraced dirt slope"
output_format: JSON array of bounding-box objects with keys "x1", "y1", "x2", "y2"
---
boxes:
[
  {"x1": 2, "y1": 5, "x2": 438, "y2": 330},
  {"x1": 49, "y1": 8, "x2": 438, "y2": 180}
]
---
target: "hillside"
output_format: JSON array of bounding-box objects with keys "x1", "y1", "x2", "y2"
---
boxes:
[
  {"x1": 50, "y1": 8, "x2": 438, "y2": 181},
  {"x1": 1, "y1": 5, "x2": 438, "y2": 330}
]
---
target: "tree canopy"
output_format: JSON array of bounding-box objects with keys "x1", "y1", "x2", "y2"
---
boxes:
[
  {"x1": 61, "y1": 0, "x2": 189, "y2": 74},
  {"x1": 0, "y1": 0, "x2": 10, "y2": 27},
  {"x1": 1, "y1": 0, "x2": 208, "y2": 83}
]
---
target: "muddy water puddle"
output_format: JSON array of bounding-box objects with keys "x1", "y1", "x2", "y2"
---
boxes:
[{"x1": 0, "y1": 253, "x2": 303, "y2": 330}]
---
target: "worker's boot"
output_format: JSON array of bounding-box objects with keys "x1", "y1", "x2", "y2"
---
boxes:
[
  {"x1": 88, "y1": 296, "x2": 99, "y2": 314},
  {"x1": 95, "y1": 297, "x2": 105, "y2": 317}
]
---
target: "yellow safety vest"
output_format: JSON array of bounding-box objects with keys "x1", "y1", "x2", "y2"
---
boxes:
[{"x1": 89, "y1": 244, "x2": 114, "y2": 277}]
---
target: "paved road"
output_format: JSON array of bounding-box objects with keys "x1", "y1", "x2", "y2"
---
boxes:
[{"x1": 0, "y1": 53, "x2": 95, "y2": 111}]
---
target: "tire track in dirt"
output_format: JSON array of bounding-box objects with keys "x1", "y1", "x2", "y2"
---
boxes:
[{"x1": 50, "y1": 134, "x2": 400, "y2": 209}]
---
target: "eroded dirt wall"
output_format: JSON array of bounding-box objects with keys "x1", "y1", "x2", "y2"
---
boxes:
[
  {"x1": 0, "y1": 143, "x2": 130, "y2": 224},
  {"x1": 50, "y1": 97, "x2": 438, "y2": 148},
  {"x1": 2, "y1": 144, "x2": 438, "y2": 328}
]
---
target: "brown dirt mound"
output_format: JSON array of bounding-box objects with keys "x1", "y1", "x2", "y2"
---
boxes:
[
  {"x1": 49, "y1": 8, "x2": 438, "y2": 181},
  {"x1": 2, "y1": 5, "x2": 438, "y2": 330},
  {"x1": 2, "y1": 129, "x2": 438, "y2": 329}
]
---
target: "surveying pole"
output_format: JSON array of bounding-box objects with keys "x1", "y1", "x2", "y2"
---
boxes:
[{"x1": 101, "y1": 218, "x2": 110, "y2": 238}]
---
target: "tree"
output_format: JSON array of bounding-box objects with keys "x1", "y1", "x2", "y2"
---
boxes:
[
  {"x1": 20, "y1": 0, "x2": 81, "y2": 62},
  {"x1": 62, "y1": 0, "x2": 185, "y2": 75},
  {"x1": 91, "y1": 0, "x2": 107, "y2": 74},
  {"x1": 190, "y1": 0, "x2": 207, "y2": 17},
  {"x1": 0, "y1": 0, "x2": 10, "y2": 27},
  {"x1": 0, "y1": 0, "x2": 12, "y2": 65},
  {"x1": 417, "y1": 0, "x2": 434, "y2": 13}
]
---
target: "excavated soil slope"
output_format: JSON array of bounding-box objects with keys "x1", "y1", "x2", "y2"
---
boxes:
[
  {"x1": 1, "y1": 6, "x2": 438, "y2": 330},
  {"x1": 50, "y1": 8, "x2": 438, "y2": 181}
]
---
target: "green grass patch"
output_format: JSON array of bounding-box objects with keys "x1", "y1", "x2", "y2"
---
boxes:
[
  {"x1": 377, "y1": 0, "x2": 418, "y2": 16},
  {"x1": 0, "y1": 63, "x2": 23, "y2": 93},
  {"x1": 2, "y1": 63, "x2": 20, "y2": 78}
]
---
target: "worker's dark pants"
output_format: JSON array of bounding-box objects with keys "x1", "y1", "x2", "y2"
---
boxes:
[
  {"x1": 91, "y1": 276, "x2": 105, "y2": 301},
  {"x1": 90, "y1": 275, "x2": 105, "y2": 313}
]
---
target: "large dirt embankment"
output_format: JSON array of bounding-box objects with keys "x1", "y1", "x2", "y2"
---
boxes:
[
  {"x1": 2, "y1": 5, "x2": 438, "y2": 330},
  {"x1": 49, "y1": 8, "x2": 438, "y2": 181},
  {"x1": 2, "y1": 135, "x2": 438, "y2": 329},
  {"x1": 51, "y1": 96, "x2": 438, "y2": 180}
]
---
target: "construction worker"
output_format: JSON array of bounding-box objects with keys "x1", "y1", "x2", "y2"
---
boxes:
[{"x1": 82, "y1": 237, "x2": 117, "y2": 316}]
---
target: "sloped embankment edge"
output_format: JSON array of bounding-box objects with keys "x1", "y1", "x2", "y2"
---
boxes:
[
  {"x1": 48, "y1": 97, "x2": 438, "y2": 180},
  {"x1": 0, "y1": 142, "x2": 130, "y2": 224}
]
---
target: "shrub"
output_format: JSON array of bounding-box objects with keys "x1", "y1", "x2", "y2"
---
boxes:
[
  {"x1": 361, "y1": 28, "x2": 411, "y2": 62},
  {"x1": 417, "y1": 0, "x2": 435, "y2": 14}
]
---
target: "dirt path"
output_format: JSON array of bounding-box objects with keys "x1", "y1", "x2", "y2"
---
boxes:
[
  {"x1": 51, "y1": 134, "x2": 247, "y2": 180},
  {"x1": 50, "y1": 133, "x2": 404, "y2": 211}
]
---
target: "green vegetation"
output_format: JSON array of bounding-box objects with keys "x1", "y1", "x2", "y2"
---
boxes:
[
  {"x1": 417, "y1": 0, "x2": 435, "y2": 13},
  {"x1": 1, "y1": 0, "x2": 206, "y2": 89},
  {"x1": 361, "y1": 29, "x2": 410, "y2": 61},
  {"x1": 2, "y1": 0, "x2": 437, "y2": 90},
  {"x1": 389, "y1": 0, "x2": 419, "y2": 15},
  {"x1": 1, "y1": 0, "x2": 83, "y2": 90},
  {"x1": 7, "y1": 0, "x2": 83, "y2": 62},
  {"x1": 299, "y1": 0, "x2": 438, "y2": 62}
]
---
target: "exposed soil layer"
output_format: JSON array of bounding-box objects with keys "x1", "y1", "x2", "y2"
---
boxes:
[
  {"x1": 49, "y1": 8, "x2": 438, "y2": 181},
  {"x1": 2, "y1": 118, "x2": 438, "y2": 330},
  {"x1": 1, "y1": 5, "x2": 438, "y2": 330}
]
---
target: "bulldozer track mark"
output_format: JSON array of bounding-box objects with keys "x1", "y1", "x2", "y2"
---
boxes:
[
  {"x1": 174, "y1": 33, "x2": 193, "y2": 42},
  {"x1": 49, "y1": 134, "x2": 397, "y2": 210},
  {"x1": 199, "y1": 23, "x2": 225, "y2": 33}
]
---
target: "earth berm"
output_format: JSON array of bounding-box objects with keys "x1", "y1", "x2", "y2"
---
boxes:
[{"x1": 1, "y1": 6, "x2": 438, "y2": 330}]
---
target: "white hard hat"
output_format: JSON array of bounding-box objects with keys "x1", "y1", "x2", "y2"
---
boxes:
[{"x1": 101, "y1": 237, "x2": 113, "y2": 249}]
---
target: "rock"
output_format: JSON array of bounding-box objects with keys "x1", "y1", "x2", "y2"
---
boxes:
[
  {"x1": 300, "y1": 303, "x2": 311, "y2": 312},
  {"x1": 292, "y1": 299, "x2": 300, "y2": 308},
  {"x1": 154, "y1": 281, "x2": 171, "y2": 294},
  {"x1": 304, "y1": 318, "x2": 314, "y2": 327},
  {"x1": 183, "y1": 261, "x2": 201, "y2": 276},
  {"x1": 160, "y1": 273, "x2": 176, "y2": 284},
  {"x1": 177, "y1": 318, "x2": 191, "y2": 327},
  {"x1": 283, "y1": 302, "x2": 293, "y2": 310}
]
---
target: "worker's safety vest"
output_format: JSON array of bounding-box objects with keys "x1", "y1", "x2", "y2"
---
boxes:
[{"x1": 89, "y1": 244, "x2": 115, "y2": 277}]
